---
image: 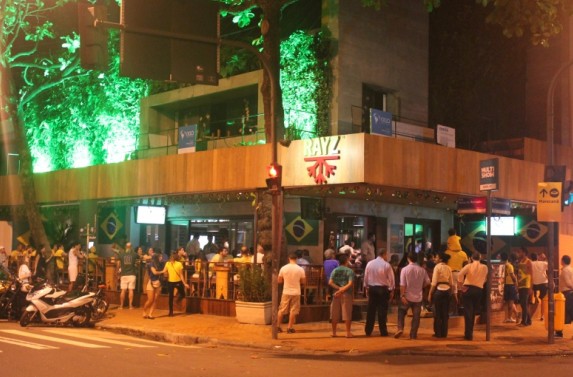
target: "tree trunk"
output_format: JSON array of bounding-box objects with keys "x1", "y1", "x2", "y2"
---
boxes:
[
  {"x1": 258, "y1": 0, "x2": 284, "y2": 143},
  {"x1": 0, "y1": 39, "x2": 50, "y2": 251}
]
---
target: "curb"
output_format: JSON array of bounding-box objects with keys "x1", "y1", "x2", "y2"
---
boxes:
[{"x1": 95, "y1": 323, "x2": 573, "y2": 358}]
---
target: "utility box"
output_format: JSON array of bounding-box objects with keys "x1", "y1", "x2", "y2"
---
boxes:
[{"x1": 543, "y1": 292, "x2": 566, "y2": 332}]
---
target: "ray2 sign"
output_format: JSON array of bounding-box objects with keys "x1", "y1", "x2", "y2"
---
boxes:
[{"x1": 480, "y1": 158, "x2": 499, "y2": 191}]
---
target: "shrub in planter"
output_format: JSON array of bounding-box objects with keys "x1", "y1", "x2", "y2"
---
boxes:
[{"x1": 237, "y1": 264, "x2": 270, "y2": 302}]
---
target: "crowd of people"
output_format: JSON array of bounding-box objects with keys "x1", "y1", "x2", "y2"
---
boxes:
[
  {"x1": 0, "y1": 242, "x2": 101, "y2": 289},
  {"x1": 311, "y1": 228, "x2": 566, "y2": 342},
  {"x1": 6, "y1": 226, "x2": 573, "y2": 342}
]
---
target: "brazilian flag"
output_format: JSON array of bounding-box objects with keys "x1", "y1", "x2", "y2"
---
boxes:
[
  {"x1": 285, "y1": 213, "x2": 318, "y2": 246},
  {"x1": 98, "y1": 207, "x2": 126, "y2": 244}
]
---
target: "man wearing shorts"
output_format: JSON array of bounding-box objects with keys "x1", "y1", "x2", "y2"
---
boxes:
[
  {"x1": 118, "y1": 242, "x2": 139, "y2": 309},
  {"x1": 329, "y1": 254, "x2": 355, "y2": 337},
  {"x1": 277, "y1": 252, "x2": 306, "y2": 334}
]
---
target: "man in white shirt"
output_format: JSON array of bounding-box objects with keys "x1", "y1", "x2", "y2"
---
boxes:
[
  {"x1": 458, "y1": 251, "x2": 488, "y2": 341},
  {"x1": 363, "y1": 248, "x2": 395, "y2": 336},
  {"x1": 395, "y1": 251, "x2": 430, "y2": 339},
  {"x1": 559, "y1": 255, "x2": 573, "y2": 327},
  {"x1": 277, "y1": 252, "x2": 306, "y2": 334}
]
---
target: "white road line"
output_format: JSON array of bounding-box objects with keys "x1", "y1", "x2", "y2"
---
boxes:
[
  {"x1": 0, "y1": 335, "x2": 58, "y2": 350},
  {"x1": 40, "y1": 329, "x2": 155, "y2": 348},
  {"x1": 0, "y1": 330, "x2": 108, "y2": 348}
]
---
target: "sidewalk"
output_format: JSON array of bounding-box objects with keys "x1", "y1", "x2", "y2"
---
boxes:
[{"x1": 96, "y1": 308, "x2": 573, "y2": 357}]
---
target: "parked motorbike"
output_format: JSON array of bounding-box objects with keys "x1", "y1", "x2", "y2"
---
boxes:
[
  {"x1": 19, "y1": 279, "x2": 95, "y2": 327},
  {"x1": 79, "y1": 275, "x2": 108, "y2": 321},
  {"x1": 0, "y1": 275, "x2": 27, "y2": 320}
]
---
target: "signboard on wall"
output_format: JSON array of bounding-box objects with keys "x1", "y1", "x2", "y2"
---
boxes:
[
  {"x1": 537, "y1": 182, "x2": 562, "y2": 222},
  {"x1": 436, "y1": 124, "x2": 455, "y2": 148},
  {"x1": 480, "y1": 158, "x2": 499, "y2": 191},
  {"x1": 178, "y1": 124, "x2": 197, "y2": 154},
  {"x1": 457, "y1": 197, "x2": 486, "y2": 214},
  {"x1": 370, "y1": 108, "x2": 393, "y2": 137}
]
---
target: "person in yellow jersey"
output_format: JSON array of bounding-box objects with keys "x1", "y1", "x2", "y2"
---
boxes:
[
  {"x1": 445, "y1": 228, "x2": 468, "y2": 314},
  {"x1": 53, "y1": 244, "x2": 67, "y2": 285},
  {"x1": 161, "y1": 252, "x2": 189, "y2": 317},
  {"x1": 516, "y1": 247, "x2": 533, "y2": 326},
  {"x1": 10, "y1": 243, "x2": 25, "y2": 272},
  {"x1": 500, "y1": 252, "x2": 518, "y2": 323}
]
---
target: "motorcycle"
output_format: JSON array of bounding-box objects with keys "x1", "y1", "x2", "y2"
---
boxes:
[
  {"x1": 79, "y1": 275, "x2": 109, "y2": 321},
  {"x1": 0, "y1": 275, "x2": 27, "y2": 320},
  {"x1": 19, "y1": 279, "x2": 95, "y2": 327}
]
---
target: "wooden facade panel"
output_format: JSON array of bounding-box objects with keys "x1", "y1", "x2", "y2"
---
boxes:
[
  {"x1": 364, "y1": 135, "x2": 544, "y2": 202},
  {"x1": 0, "y1": 134, "x2": 552, "y2": 206}
]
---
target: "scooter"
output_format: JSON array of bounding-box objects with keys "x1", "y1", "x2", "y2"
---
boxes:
[{"x1": 19, "y1": 280, "x2": 96, "y2": 327}]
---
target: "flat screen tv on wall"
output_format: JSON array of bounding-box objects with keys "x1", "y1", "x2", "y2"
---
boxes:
[{"x1": 135, "y1": 206, "x2": 167, "y2": 225}]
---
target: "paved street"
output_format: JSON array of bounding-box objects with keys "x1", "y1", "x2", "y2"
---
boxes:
[{"x1": 1, "y1": 321, "x2": 573, "y2": 377}]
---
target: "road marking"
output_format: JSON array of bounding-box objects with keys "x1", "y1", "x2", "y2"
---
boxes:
[
  {"x1": 0, "y1": 330, "x2": 108, "y2": 348},
  {"x1": 0, "y1": 335, "x2": 58, "y2": 350},
  {"x1": 41, "y1": 329, "x2": 155, "y2": 348}
]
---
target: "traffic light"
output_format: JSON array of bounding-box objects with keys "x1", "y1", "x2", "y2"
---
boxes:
[
  {"x1": 78, "y1": 3, "x2": 108, "y2": 71},
  {"x1": 266, "y1": 163, "x2": 282, "y2": 193},
  {"x1": 563, "y1": 180, "x2": 573, "y2": 210}
]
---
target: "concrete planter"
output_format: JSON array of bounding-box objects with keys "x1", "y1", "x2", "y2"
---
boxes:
[{"x1": 235, "y1": 301, "x2": 272, "y2": 325}]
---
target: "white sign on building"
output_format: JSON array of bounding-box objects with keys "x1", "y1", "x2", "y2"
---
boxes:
[{"x1": 436, "y1": 124, "x2": 456, "y2": 148}]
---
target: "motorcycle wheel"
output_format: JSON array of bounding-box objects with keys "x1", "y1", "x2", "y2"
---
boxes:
[
  {"x1": 92, "y1": 299, "x2": 109, "y2": 320},
  {"x1": 19, "y1": 311, "x2": 33, "y2": 327},
  {"x1": 72, "y1": 307, "x2": 91, "y2": 327}
]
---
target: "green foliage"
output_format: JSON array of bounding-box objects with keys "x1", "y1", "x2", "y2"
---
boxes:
[
  {"x1": 237, "y1": 264, "x2": 271, "y2": 302},
  {"x1": 478, "y1": 0, "x2": 573, "y2": 47},
  {"x1": 280, "y1": 30, "x2": 332, "y2": 139},
  {"x1": 21, "y1": 31, "x2": 150, "y2": 172}
]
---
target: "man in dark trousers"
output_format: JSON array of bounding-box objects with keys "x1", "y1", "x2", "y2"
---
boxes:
[
  {"x1": 363, "y1": 248, "x2": 395, "y2": 336},
  {"x1": 458, "y1": 251, "x2": 488, "y2": 340}
]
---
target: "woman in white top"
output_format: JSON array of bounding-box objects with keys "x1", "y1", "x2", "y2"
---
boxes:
[
  {"x1": 428, "y1": 251, "x2": 454, "y2": 338},
  {"x1": 530, "y1": 252, "x2": 548, "y2": 320}
]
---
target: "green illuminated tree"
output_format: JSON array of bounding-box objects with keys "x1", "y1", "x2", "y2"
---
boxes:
[
  {"x1": 0, "y1": 0, "x2": 77, "y2": 251},
  {"x1": 0, "y1": 0, "x2": 148, "y2": 250}
]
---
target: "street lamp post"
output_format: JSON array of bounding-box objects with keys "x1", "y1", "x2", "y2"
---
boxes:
[{"x1": 545, "y1": 59, "x2": 573, "y2": 344}]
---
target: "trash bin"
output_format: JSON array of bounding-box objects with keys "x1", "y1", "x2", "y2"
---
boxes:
[{"x1": 543, "y1": 293, "x2": 566, "y2": 332}]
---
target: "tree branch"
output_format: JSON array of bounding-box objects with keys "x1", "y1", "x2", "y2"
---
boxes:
[{"x1": 19, "y1": 69, "x2": 89, "y2": 111}]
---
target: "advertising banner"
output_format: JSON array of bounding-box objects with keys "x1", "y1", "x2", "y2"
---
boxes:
[
  {"x1": 178, "y1": 124, "x2": 197, "y2": 154},
  {"x1": 370, "y1": 108, "x2": 393, "y2": 137}
]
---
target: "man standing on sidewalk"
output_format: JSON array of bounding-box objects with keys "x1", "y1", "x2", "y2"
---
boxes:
[
  {"x1": 559, "y1": 255, "x2": 573, "y2": 335},
  {"x1": 277, "y1": 252, "x2": 306, "y2": 334},
  {"x1": 458, "y1": 251, "x2": 488, "y2": 340},
  {"x1": 329, "y1": 254, "x2": 355, "y2": 338},
  {"x1": 363, "y1": 248, "x2": 395, "y2": 336},
  {"x1": 118, "y1": 242, "x2": 139, "y2": 309},
  {"x1": 395, "y1": 251, "x2": 429, "y2": 339}
]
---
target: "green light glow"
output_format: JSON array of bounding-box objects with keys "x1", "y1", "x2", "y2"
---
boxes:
[
  {"x1": 21, "y1": 32, "x2": 149, "y2": 172},
  {"x1": 280, "y1": 31, "x2": 331, "y2": 139},
  {"x1": 21, "y1": 23, "x2": 329, "y2": 172}
]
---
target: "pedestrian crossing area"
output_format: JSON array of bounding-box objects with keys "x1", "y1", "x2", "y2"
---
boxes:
[{"x1": 0, "y1": 328, "x2": 174, "y2": 351}]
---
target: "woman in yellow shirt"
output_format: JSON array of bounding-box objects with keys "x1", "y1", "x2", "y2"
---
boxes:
[{"x1": 162, "y1": 253, "x2": 189, "y2": 317}]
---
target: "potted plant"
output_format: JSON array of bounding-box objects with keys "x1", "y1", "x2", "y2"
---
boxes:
[{"x1": 235, "y1": 264, "x2": 272, "y2": 325}]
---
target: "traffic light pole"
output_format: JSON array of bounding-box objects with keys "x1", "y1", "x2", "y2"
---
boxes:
[
  {"x1": 93, "y1": 18, "x2": 282, "y2": 339},
  {"x1": 545, "y1": 59, "x2": 573, "y2": 344}
]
